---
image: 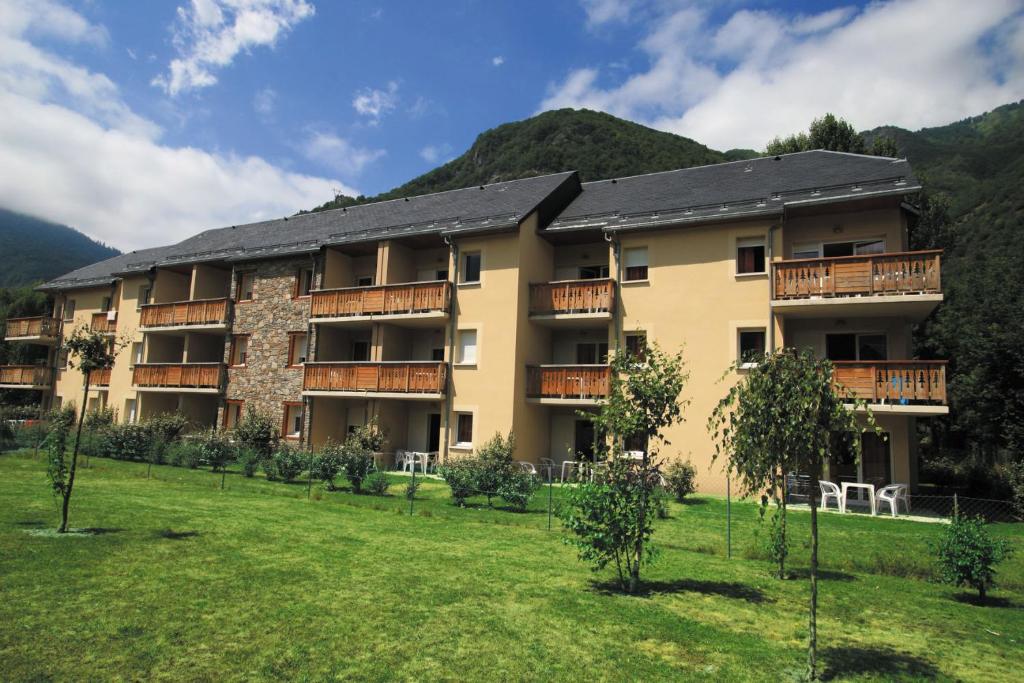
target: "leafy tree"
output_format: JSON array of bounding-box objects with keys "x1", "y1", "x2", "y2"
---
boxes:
[
  {"x1": 708, "y1": 348, "x2": 874, "y2": 680},
  {"x1": 765, "y1": 113, "x2": 901, "y2": 158},
  {"x1": 233, "y1": 410, "x2": 279, "y2": 461},
  {"x1": 311, "y1": 440, "x2": 343, "y2": 490},
  {"x1": 498, "y1": 469, "x2": 540, "y2": 512},
  {"x1": 663, "y1": 460, "x2": 697, "y2": 502},
  {"x1": 562, "y1": 341, "x2": 688, "y2": 593},
  {"x1": 870, "y1": 135, "x2": 900, "y2": 157},
  {"x1": 474, "y1": 431, "x2": 516, "y2": 506},
  {"x1": 933, "y1": 506, "x2": 1012, "y2": 602},
  {"x1": 52, "y1": 326, "x2": 128, "y2": 533}
]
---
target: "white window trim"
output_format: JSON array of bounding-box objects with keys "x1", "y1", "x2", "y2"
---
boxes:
[
  {"x1": 737, "y1": 327, "x2": 768, "y2": 369},
  {"x1": 459, "y1": 251, "x2": 483, "y2": 286},
  {"x1": 622, "y1": 246, "x2": 649, "y2": 283},
  {"x1": 791, "y1": 236, "x2": 888, "y2": 259},
  {"x1": 452, "y1": 410, "x2": 475, "y2": 449},
  {"x1": 824, "y1": 331, "x2": 889, "y2": 361},
  {"x1": 456, "y1": 328, "x2": 478, "y2": 366}
]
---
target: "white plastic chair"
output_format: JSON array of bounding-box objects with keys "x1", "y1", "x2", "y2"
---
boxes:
[
  {"x1": 623, "y1": 450, "x2": 645, "y2": 461},
  {"x1": 516, "y1": 461, "x2": 538, "y2": 476},
  {"x1": 819, "y1": 480, "x2": 844, "y2": 511},
  {"x1": 877, "y1": 484, "x2": 910, "y2": 517},
  {"x1": 394, "y1": 450, "x2": 408, "y2": 472}
]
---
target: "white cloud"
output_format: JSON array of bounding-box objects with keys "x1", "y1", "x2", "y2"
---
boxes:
[
  {"x1": 352, "y1": 81, "x2": 399, "y2": 123},
  {"x1": 580, "y1": 0, "x2": 632, "y2": 27},
  {"x1": 419, "y1": 143, "x2": 452, "y2": 164},
  {"x1": 301, "y1": 130, "x2": 386, "y2": 176},
  {"x1": 0, "y1": 1, "x2": 354, "y2": 251},
  {"x1": 0, "y1": 0, "x2": 109, "y2": 47},
  {"x1": 253, "y1": 86, "x2": 276, "y2": 117},
  {"x1": 153, "y1": 0, "x2": 315, "y2": 96},
  {"x1": 492, "y1": 56, "x2": 505, "y2": 67},
  {"x1": 541, "y1": 0, "x2": 1024, "y2": 150}
]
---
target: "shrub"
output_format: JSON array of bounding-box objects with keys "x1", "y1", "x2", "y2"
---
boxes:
[
  {"x1": 0, "y1": 415, "x2": 14, "y2": 452},
  {"x1": 269, "y1": 445, "x2": 306, "y2": 483},
  {"x1": 365, "y1": 472, "x2": 391, "y2": 496},
  {"x1": 438, "y1": 459, "x2": 479, "y2": 506},
  {"x1": 498, "y1": 469, "x2": 540, "y2": 512},
  {"x1": 236, "y1": 446, "x2": 261, "y2": 478},
  {"x1": 310, "y1": 441, "x2": 343, "y2": 490},
  {"x1": 1008, "y1": 461, "x2": 1024, "y2": 519},
  {"x1": 350, "y1": 418, "x2": 386, "y2": 453},
  {"x1": 234, "y1": 411, "x2": 278, "y2": 459},
  {"x1": 933, "y1": 511, "x2": 1013, "y2": 602},
  {"x1": 44, "y1": 406, "x2": 76, "y2": 495},
  {"x1": 761, "y1": 506, "x2": 790, "y2": 579},
  {"x1": 168, "y1": 440, "x2": 203, "y2": 469},
  {"x1": 145, "y1": 412, "x2": 190, "y2": 466},
  {"x1": 99, "y1": 423, "x2": 151, "y2": 461},
  {"x1": 198, "y1": 429, "x2": 235, "y2": 472},
  {"x1": 340, "y1": 441, "x2": 373, "y2": 494},
  {"x1": 405, "y1": 478, "x2": 420, "y2": 501},
  {"x1": 651, "y1": 486, "x2": 670, "y2": 519},
  {"x1": 476, "y1": 432, "x2": 516, "y2": 506},
  {"x1": 663, "y1": 460, "x2": 697, "y2": 502}
]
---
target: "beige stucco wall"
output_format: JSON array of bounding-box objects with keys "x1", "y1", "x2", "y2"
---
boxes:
[{"x1": 782, "y1": 206, "x2": 906, "y2": 257}]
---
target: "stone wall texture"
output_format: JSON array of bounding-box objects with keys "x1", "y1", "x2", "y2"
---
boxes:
[{"x1": 222, "y1": 256, "x2": 315, "y2": 440}]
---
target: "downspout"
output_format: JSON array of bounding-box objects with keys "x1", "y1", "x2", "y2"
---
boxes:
[
  {"x1": 302, "y1": 251, "x2": 319, "y2": 447},
  {"x1": 767, "y1": 218, "x2": 781, "y2": 352},
  {"x1": 605, "y1": 230, "x2": 622, "y2": 351},
  {"x1": 441, "y1": 235, "x2": 460, "y2": 463}
]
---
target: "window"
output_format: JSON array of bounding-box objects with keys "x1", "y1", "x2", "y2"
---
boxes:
[
  {"x1": 224, "y1": 400, "x2": 244, "y2": 429},
  {"x1": 575, "y1": 342, "x2": 608, "y2": 364},
  {"x1": 738, "y1": 329, "x2": 766, "y2": 367},
  {"x1": 236, "y1": 272, "x2": 256, "y2": 301},
  {"x1": 352, "y1": 340, "x2": 370, "y2": 362},
  {"x1": 625, "y1": 332, "x2": 647, "y2": 361},
  {"x1": 283, "y1": 402, "x2": 303, "y2": 439},
  {"x1": 63, "y1": 299, "x2": 76, "y2": 321},
  {"x1": 59, "y1": 349, "x2": 70, "y2": 369},
  {"x1": 101, "y1": 296, "x2": 112, "y2": 313},
  {"x1": 288, "y1": 332, "x2": 308, "y2": 366},
  {"x1": 137, "y1": 285, "x2": 152, "y2": 310},
  {"x1": 737, "y1": 238, "x2": 766, "y2": 275},
  {"x1": 455, "y1": 413, "x2": 474, "y2": 446},
  {"x1": 823, "y1": 239, "x2": 886, "y2": 258},
  {"x1": 624, "y1": 431, "x2": 647, "y2": 454},
  {"x1": 457, "y1": 329, "x2": 477, "y2": 364},
  {"x1": 130, "y1": 342, "x2": 143, "y2": 367},
  {"x1": 579, "y1": 265, "x2": 609, "y2": 279},
  {"x1": 230, "y1": 335, "x2": 250, "y2": 366},
  {"x1": 792, "y1": 243, "x2": 821, "y2": 260},
  {"x1": 435, "y1": 269, "x2": 449, "y2": 281},
  {"x1": 295, "y1": 268, "x2": 314, "y2": 297},
  {"x1": 826, "y1": 333, "x2": 888, "y2": 362},
  {"x1": 431, "y1": 347, "x2": 445, "y2": 361},
  {"x1": 462, "y1": 252, "x2": 481, "y2": 283},
  {"x1": 623, "y1": 247, "x2": 648, "y2": 281},
  {"x1": 125, "y1": 399, "x2": 137, "y2": 424},
  {"x1": 356, "y1": 275, "x2": 374, "y2": 287}
]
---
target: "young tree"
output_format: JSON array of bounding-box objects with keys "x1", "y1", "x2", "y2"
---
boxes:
[
  {"x1": 934, "y1": 504, "x2": 1012, "y2": 603},
  {"x1": 54, "y1": 325, "x2": 128, "y2": 533},
  {"x1": 708, "y1": 348, "x2": 874, "y2": 680},
  {"x1": 561, "y1": 341, "x2": 688, "y2": 593}
]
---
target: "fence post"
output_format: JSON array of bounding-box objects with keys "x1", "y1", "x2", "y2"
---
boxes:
[
  {"x1": 409, "y1": 466, "x2": 417, "y2": 516},
  {"x1": 726, "y1": 476, "x2": 732, "y2": 559},
  {"x1": 547, "y1": 466, "x2": 553, "y2": 531},
  {"x1": 306, "y1": 447, "x2": 314, "y2": 500},
  {"x1": 220, "y1": 466, "x2": 226, "y2": 490}
]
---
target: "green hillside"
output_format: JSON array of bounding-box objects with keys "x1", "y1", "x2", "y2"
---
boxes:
[
  {"x1": 310, "y1": 109, "x2": 758, "y2": 211},
  {"x1": 0, "y1": 209, "x2": 119, "y2": 288}
]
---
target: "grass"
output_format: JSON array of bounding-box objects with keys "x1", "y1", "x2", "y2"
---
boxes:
[{"x1": 1, "y1": 451, "x2": 1022, "y2": 682}]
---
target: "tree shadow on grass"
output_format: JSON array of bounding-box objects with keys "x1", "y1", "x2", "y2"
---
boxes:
[
  {"x1": 788, "y1": 568, "x2": 857, "y2": 582},
  {"x1": 15, "y1": 519, "x2": 46, "y2": 527},
  {"x1": 78, "y1": 527, "x2": 125, "y2": 535},
  {"x1": 821, "y1": 645, "x2": 940, "y2": 681},
  {"x1": 156, "y1": 529, "x2": 200, "y2": 540},
  {"x1": 952, "y1": 592, "x2": 1020, "y2": 609},
  {"x1": 591, "y1": 578, "x2": 770, "y2": 603},
  {"x1": 678, "y1": 497, "x2": 708, "y2": 506}
]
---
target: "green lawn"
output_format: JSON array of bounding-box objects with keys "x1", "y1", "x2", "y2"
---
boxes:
[{"x1": 1, "y1": 451, "x2": 1021, "y2": 682}]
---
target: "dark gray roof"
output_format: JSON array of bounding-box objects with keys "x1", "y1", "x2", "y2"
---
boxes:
[
  {"x1": 547, "y1": 150, "x2": 920, "y2": 234},
  {"x1": 40, "y1": 171, "x2": 578, "y2": 291}
]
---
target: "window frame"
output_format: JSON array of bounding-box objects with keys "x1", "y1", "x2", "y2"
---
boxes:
[
  {"x1": 624, "y1": 331, "x2": 647, "y2": 361},
  {"x1": 223, "y1": 400, "x2": 244, "y2": 429},
  {"x1": 63, "y1": 299, "x2": 76, "y2": 322},
  {"x1": 294, "y1": 267, "x2": 315, "y2": 299},
  {"x1": 455, "y1": 412, "x2": 474, "y2": 448},
  {"x1": 355, "y1": 275, "x2": 375, "y2": 287},
  {"x1": 229, "y1": 334, "x2": 250, "y2": 367},
  {"x1": 137, "y1": 285, "x2": 152, "y2": 311},
  {"x1": 281, "y1": 401, "x2": 304, "y2": 440},
  {"x1": 736, "y1": 237, "x2": 767, "y2": 276},
  {"x1": 287, "y1": 331, "x2": 309, "y2": 368},
  {"x1": 456, "y1": 329, "x2": 478, "y2": 365},
  {"x1": 825, "y1": 332, "x2": 889, "y2": 362},
  {"x1": 737, "y1": 328, "x2": 767, "y2": 369},
  {"x1": 461, "y1": 252, "x2": 482, "y2": 284},
  {"x1": 622, "y1": 247, "x2": 648, "y2": 282},
  {"x1": 130, "y1": 342, "x2": 144, "y2": 368},
  {"x1": 351, "y1": 339, "x2": 371, "y2": 362},
  {"x1": 235, "y1": 271, "x2": 256, "y2": 302}
]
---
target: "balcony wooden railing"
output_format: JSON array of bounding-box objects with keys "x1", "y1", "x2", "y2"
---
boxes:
[
  {"x1": 303, "y1": 361, "x2": 447, "y2": 394},
  {"x1": 90, "y1": 312, "x2": 117, "y2": 334},
  {"x1": 140, "y1": 298, "x2": 231, "y2": 328},
  {"x1": 832, "y1": 361, "x2": 947, "y2": 405},
  {"x1": 0, "y1": 365, "x2": 53, "y2": 387},
  {"x1": 526, "y1": 365, "x2": 611, "y2": 400},
  {"x1": 88, "y1": 367, "x2": 112, "y2": 387},
  {"x1": 310, "y1": 281, "x2": 451, "y2": 319},
  {"x1": 773, "y1": 250, "x2": 942, "y2": 300},
  {"x1": 4, "y1": 316, "x2": 59, "y2": 340},
  {"x1": 132, "y1": 363, "x2": 223, "y2": 390},
  {"x1": 529, "y1": 278, "x2": 615, "y2": 316}
]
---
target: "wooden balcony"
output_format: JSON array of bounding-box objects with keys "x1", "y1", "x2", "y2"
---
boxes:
[
  {"x1": 140, "y1": 298, "x2": 231, "y2": 330},
  {"x1": 90, "y1": 312, "x2": 117, "y2": 335},
  {"x1": 132, "y1": 363, "x2": 223, "y2": 392},
  {"x1": 3, "y1": 316, "x2": 59, "y2": 344},
  {"x1": 529, "y1": 279, "x2": 614, "y2": 326},
  {"x1": 88, "y1": 368, "x2": 112, "y2": 387},
  {"x1": 526, "y1": 364, "x2": 611, "y2": 403},
  {"x1": 833, "y1": 361, "x2": 948, "y2": 414},
  {"x1": 303, "y1": 361, "x2": 447, "y2": 398},
  {"x1": 772, "y1": 251, "x2": 943, "y2": 320},
  {"x1": 310, "y1": 281, "x2": 450, "y2": 325},
  {"x1": 0, "y1": 365, "x2": 53, "y2": 389}
]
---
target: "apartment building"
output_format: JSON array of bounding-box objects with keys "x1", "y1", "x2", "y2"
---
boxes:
[{"x1": 2, "y1": 151, "x2": 946, "y2": 493}]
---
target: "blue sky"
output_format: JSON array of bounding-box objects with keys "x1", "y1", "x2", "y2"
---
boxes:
[{"x1": 1, "y1": 0, "x2": 1022, "y2": 250}]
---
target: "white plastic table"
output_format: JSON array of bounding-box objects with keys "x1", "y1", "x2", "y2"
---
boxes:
[{"x1": 841, "y1": 482, "x2": 876, "y2": 515}]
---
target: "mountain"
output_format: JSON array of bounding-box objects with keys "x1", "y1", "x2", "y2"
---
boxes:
[
  {"x1": 0, "y1": 209, "x2": 120, "y2": 288},
  {"x1": 310, "y1": 109, "x2": 759, "y2": 211}
]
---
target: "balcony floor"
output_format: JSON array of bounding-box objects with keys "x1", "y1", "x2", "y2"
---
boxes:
[
  {"x1": 132, "y1": 386, "x2": 222, "y2": 394},
  {"x1": 3, "y1": 335, "x2": 58, "y2": 345},
  {"x1": 528, "y1": 311, "x2": 612, "y2": 328},
  {"x1": 771, "y1": 293, "x2": 942, "y2": 321},
  {"x1": 302, "y1": 389, "x2": 444, "y2": 401},
  {"x1": 140, "y1": 323, "x2": 230, "y2": 334},
  {"x1": 850, "y1": 403, "x2": 949, "y2": 417},
  {"x1": 312, "y1": 311, "x2": 448, "y2": 328}
]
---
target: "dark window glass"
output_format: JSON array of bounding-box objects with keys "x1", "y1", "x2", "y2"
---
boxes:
[
  {"x1": 624, "y1": 265, "x2": 648, "y2": 281},
  {"x1": 352, "y1": 341, "x2": 370, "y2": 361},
  {"x1": 457, "y1": 413, "x2": 473, "y2": 444},
  {"x1": 825, "y1": 334, "x2": 857, "y2": 361},
  {"x1": 737, "y1": 245, "x2": 766, "y2": 274},
  {"x1": 739, "y1": 330, "x2": 766, "y2": 364},
  {"x1": 463, "y1": 253, "x2": 481, "y2": 282},
  {"x1": 625, "y1": 333, "x2": 647, "y2": 360}
]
